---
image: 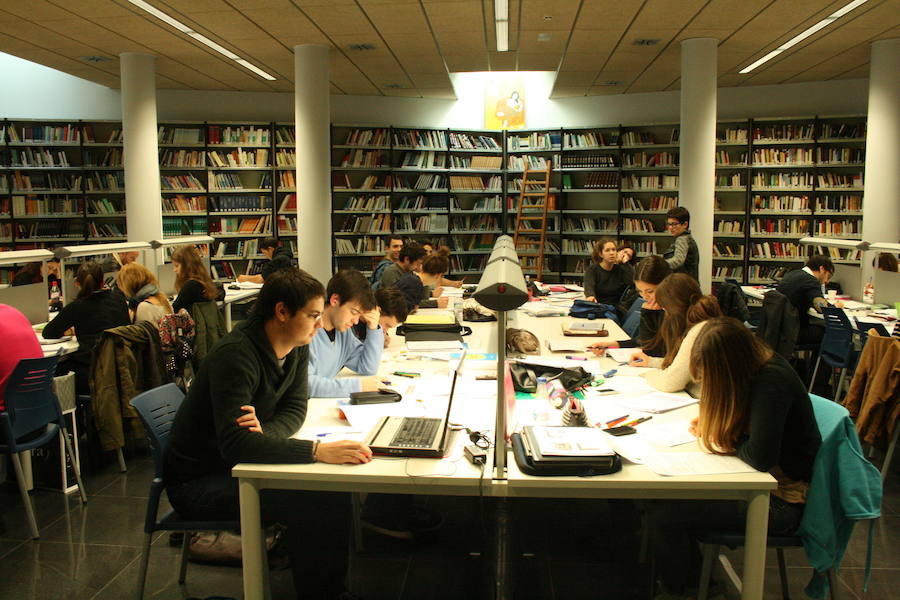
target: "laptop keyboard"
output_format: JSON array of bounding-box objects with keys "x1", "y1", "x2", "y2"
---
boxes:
[{"x1": 390, "y1": 418, "x2": 442, "y2": 448}]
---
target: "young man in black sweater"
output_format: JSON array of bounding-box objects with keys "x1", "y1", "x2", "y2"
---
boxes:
[
  {"x1": 237, "y1": 237, "x2": 295, "y2": 284},
  {"x1": 164, "y1": 268, "x2": 372, "y2": 600},
  {"x1": 776, "y1": 254, "x2": 835, "y2": 346},
  {"x1": 663, "y1": 206, "x2": 700, "y2": 281}
]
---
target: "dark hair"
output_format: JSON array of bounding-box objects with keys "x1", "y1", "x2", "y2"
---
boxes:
[
  {"x1": 13, "y1": 262, "x2": 42, "y2": 284},
  {"x1": 652, "y1": 273, "x2": 722, "y2": 368},
  {"x1": 806, "y1": 254, "x2": 835, "y2": 274},
  {"x1": 259, "y1": 237, "x2": 279, "y2": 251},
  {"x1": 399, "y1": 242, "x2": 427, "y2": 264},
  {"x1": 633, "y1": 255, "x2": 671, "y2": 285},
  {"x1": 617, "y1": 240, "x2": 634, "y2": 251},
  {"x1": 171, "y1": 245, "x2": 217, "y2": 300},
  {"x1": 75, "y1": 261, "x2": 104, "y2": 299},
  {"x1": 388, "y1": 236, "x2": 404, "y2": 244},
  {"x1": 418, "y1": 238, "x2": 434, "y2": 248},
  {"x1": 252, "y1": 267, "x2": 325, "y2": 320},
  {"x1": 690, "y1": 317, "x2": 774, "y2": 454},
  {"x1": 591, "y1": 236, "x2": 617, "y2": 265},
  {"x1": 326, "y1": 269, "x2": 376, "y2": 310},
  {"x1": 422, "y1": 246, "x2": 450, "y2": 275},
  {"x1": 667, "y1": 206, "x2": 690, "y2": 224},
  {"x1": 376, "y1": 288, "x2": 408, "y2": 323},
  {"x1": 876, "y1": 252, "x2": 899, "y2": 272}
]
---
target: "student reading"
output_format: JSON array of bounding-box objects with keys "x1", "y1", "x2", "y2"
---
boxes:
[
  {"x1": 646, "y1": 317, "x2": 820, "y2": 599},
  {"x1": 775, "y1": 254, "x2": 834, "y2": 347},
  {"x1": 237, "y1": 237, "x2": 294, "y2": 284},
  {"x1": 164, "y1": 268, "x2": 372, "y2": 600},
  {"x1": 393, "y1": 246, "x2": 451, "y2": 311},
  {"x1": 308, "y1": 269, "x2": 385, "y2": 397},
  {"x1": 171, "y1": 244, "x2": 219, "y2": 313},
  {"x1": 582, "y1": 237, "x2": 631, "y2": 305}
]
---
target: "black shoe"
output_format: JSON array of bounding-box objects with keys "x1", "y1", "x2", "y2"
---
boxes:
[{"x1": 360, "y1": 507, "x2": 443, "y2": 540}]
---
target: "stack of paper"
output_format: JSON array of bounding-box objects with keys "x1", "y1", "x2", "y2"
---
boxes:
[{"x1": 615, "y1": 391, "x2": 698, "y2": 414}]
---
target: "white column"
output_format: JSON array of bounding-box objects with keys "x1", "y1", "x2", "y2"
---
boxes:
[
  {"x1": 119, "y1": 53, "x2": 162, "y2": 265},
  {"x1": 861, "y1": 38, "x2": 900, "y2": 290},
  {"x1": 294, "y1": 44, "x2": 332, "y2": 284},
  {"x1": 679, "y1": 38, "x2": 718, "y2": 292}
]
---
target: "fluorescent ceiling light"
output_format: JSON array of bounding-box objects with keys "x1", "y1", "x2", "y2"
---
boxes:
[
  {"x1": 126, "y1": 0, "x2": 276, "y2": 81},
  {"x1": 868, "y1": 242, "x2": 900, "y2": 253},
  {"x1": 739, "y1": 0, "x2": 869, "y2": 74},
  {"x1": 799, "y1": 237, "x2": 869, "y2": 250},
  {"x1": 496, "y1": 20, "x2": 509, "y2": 52},
  {"x1": 494, "y1": 0, "x2": 509, "y2": 52}
]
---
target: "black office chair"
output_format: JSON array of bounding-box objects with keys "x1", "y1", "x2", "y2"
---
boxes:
[{"x1": 129, "y1": 383, "x2": 239, "y2": 600}]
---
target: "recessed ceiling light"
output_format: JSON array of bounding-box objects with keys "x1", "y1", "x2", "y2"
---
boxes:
[
  {"x1": 633, "y1": 39, "x2": 660, "y2": 46},
  {"x1": 81, "y1": 55, "x2": 113, "y2": 63},
  {"x1": 739, "y1": 0, "x2": 870, "y2": 73},
  {"x1": 348, "y1": 43, "x2": 376, "y2": 51},
  {"x1": 543, "y1": 15, "x2": 553, "y2": 21},
  {"x1": 125, "y1": 0, "x2": 276, "y2": 81},
  {"x1": 537, "y1": 33, "x2": 552, "y2": 42},
  {"x1": 495, "y1": 0, "x2": 509, "y2": 52},
  {"x1": 597, "y1": 81, "x2": 622, "y2": 86}
]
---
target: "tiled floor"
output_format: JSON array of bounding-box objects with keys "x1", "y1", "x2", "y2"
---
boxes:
[{"x1": 1, "y1": 447, "x2": 898, "y2": 600}]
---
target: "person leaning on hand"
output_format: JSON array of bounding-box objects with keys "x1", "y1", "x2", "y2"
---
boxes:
[{"x1": 164, "y1": 268, "x2": 371, "y2": 600}]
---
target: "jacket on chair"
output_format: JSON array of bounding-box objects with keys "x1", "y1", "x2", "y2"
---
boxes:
[{"x1": 756, "y1": 290, "x2": 799, "y2": 358}]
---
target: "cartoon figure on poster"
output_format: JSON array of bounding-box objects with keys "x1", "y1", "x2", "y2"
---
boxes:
[{"x1": 485, "y1": 79, "x2": 525, "y2": 130}]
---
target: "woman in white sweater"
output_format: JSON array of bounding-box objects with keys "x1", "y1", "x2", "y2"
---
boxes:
[{"x1": 628, "y1": 273, "x2": 722, "y2": 397}]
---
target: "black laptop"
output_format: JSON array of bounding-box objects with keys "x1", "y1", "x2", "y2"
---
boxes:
[{"x1": 365, "y1": 350, "x2": 465, "y2": 458}]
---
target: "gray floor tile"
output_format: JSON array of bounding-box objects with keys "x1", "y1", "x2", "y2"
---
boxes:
[
  {"x1": 841, "y1": 515, "x2": 899, "y2": 569},
  {"x1": 34, "y1": 495, "x2": 154, "y2": 547},
  {"x1": 91, "y1": 459, "x2": 156, "y2": 499},
  {"x1": 835, "y1": 566, "x2": 900, "y2": 599},
  {"x1": 0, "y1": 541, "x2": 139, "y2": 600},
  {"x1": 0, "y1": 486, "x2": 81, "y2": 541}
]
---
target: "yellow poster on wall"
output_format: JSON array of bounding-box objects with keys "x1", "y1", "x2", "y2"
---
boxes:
[{"x1": 485, "y1": 76, "x2": 525, "y2": 130}]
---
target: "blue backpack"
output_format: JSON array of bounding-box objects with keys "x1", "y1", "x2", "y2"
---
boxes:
[{"x1": 569, "y1": 299, "x2": 619, "y2": 322}]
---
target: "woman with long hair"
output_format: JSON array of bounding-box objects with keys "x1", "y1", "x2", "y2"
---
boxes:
[
  {"x1": 647, "y1": 317, "x2": 820, "y2": 597},
  {"x1": 583, "y1": 237, "x2": 631, "y2": 305},
  {"x1": 116, "y1": 262, "x2": 173, "y2": 325},
  {"x1": 171, "y1": 245, "x2": 218, "y2": 313},
  {"x1": 42, "y1": 261, "x2": 130, "y2": 393},
  {"x1": 393, "y1": 246, "x2": 451, "y2": 312},
  {"x1": 628, "y1": 273, "x2": 722, "y2": 396}
]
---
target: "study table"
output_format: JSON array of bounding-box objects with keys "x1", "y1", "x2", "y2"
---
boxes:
[
  {"x1": 234, "y1": 297, "x2": 776, "y2": 600},
  {"x1": 222, "y1": 285, "x2": 261, "y2": 331}
]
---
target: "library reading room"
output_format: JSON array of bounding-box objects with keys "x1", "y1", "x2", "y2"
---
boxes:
[{"x1": 1, "y1": 2, "x2": 899, "y2": 600}]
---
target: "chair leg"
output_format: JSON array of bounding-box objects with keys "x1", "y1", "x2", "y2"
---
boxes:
[
  {"x1": 776, "y1": 548, "x2": 791, "y2": 600},
  {"x1": 116, "y1": 447, "x2": 127, "y2": 472},
  {"x1": 697, "y1": 543, "x2": 718, "y2": 600},
  {"x1": 881, "y1": 424, "x2": 900, "y2": 480},
  {"x1": 60, "y1": 427, "x2": 88, "y2": 504},
  {"x1": 808, "y1": 356, "x2": 822, "y2": 393},
  {"x1": 826, "y1": 568, "x2": 843, "y2": 600},
  {"x1": 10, "y1": 452, "x2": 40, "y2": 539},
  {"x1": 834, "y1": 368, "x2": 847, "y2": 405},
  {"x1": 135, "y1": 532, "x2": 153, "y2": 600},
  {"x1": 178, "y1": 531, "x2": 191, "y2": 583}
]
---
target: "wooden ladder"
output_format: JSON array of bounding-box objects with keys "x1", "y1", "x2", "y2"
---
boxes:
[{"x1": 512, "y1": 161, "x2": 552, "y2": 280}]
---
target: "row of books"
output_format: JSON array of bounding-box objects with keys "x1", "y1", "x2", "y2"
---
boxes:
[
  {"x1": 621, "y1": 174, "x2": 679, "y2": 190},
  {"x1": 507, "y1": 155, "x2": 551, "y2": 171},
  {"x1": 622, "y1": 152, "x2": 678, "y2": 168},
  {"x1": 750, "y1": 242, "x2": 803, "y2": 259},
  {"x1": 813, "y1": 220, "x2": 861, "y2": 236},
  {"x1": 448, "y1": 155, "x2": 502, "y2": 169},
  {"x1": 279, "y1": 194, "x2": 296, "y2": 212},
  {"x1": 10, "y1": 148, "x2": 71, "y2": 167},
  {"x1": 563, "y1": 131, "x2": 617, "y2": 148},
  {"x1": 816, "y1": 148, "x2": 864, "y2": 164},
  {"x1": 87, "y1": 222, "x2": 124, "y2": 237},
  {"x1": 749, "y1": 218, "x2": 811, "y2": 234},
  {"x1": 507, "y1": 132, "x2": 559, "y2": 151},
  {"x1": 561, "y1": 239, "x2": 594, "y2": 254},
  {"x1": 712, "y1": 243, "x2": 745, "y2": 258},
  {"x1": 82, "y1": 126, "x2": 122, "y2": 144},
  {"x1": 559, "y1": 153, "x2": 616, "y2": 168},
  {"x1": 398, "y1": 151, "x2": 444, "y2": 169},
  {"x1": 719, "y1": 128, "x2": 748, "y2": 144},
  {"x1": 207, "y1": 149, "x2": 270, "y2": 167},
  {"x1": 818, "y1": 173, "x2": 863, "y2": 188},
  {"x1": 395, "y1": 214, "x2": 448, "y2": 233},
  {"x1": 14, "y1": 221, "x2": 83, "y2": 238},
  {"x1": 342, "y1": 195, "x2": 389, "y2": 211},
  {"x1": 449, "y1": 175, "x2": 501, "y2": 191},
  {"x1": 751, "y1": 148, "x2": 814, "y2": 165},
  {"x1": 337, "y1": 214, "x2": 391, "y2": 233},
  {"x1": 621, "y1": 195, "x2": 678, "y2": 211},
  {"x1": 752, "y1": 194, "x2": 809, "y2": 212},
  {"x1": 752, "y1": 125, "x2": 814, "y2": 142},
  {"x1": 85, "y1": 172, "x2": 125, "y2": 191},
  {"x1": 450, "y1": 256, "x2": 489, "y2": 272},
  {"x1": 715, "y1": 150, "x2": 747, "y2": 165},
  {"x1": 395, "y1": 196, "x2": 446, "y2": 211},
  {"x1": 343, "y1": 128, "x2": 388, "y2": 147},
  {"x1": 747, "y1": 265, "x2": 791, "y2": 281},
  {"x1": 451, "y1": 215, "x2": 498, "y2": 231},
  {"x1": 11, "y1": 196, "x2": 82, "y2": 215},
  {"x1": 277, "y1": 215, "x2": 296, "y2": 233},
  {"x1": 816, "y1": 194, "x2": 862, "y2": 211},
  {"x1": 716, "y1": 220, "x2": 744, "y2": 233},
  {"x1": 10, "y1": 172, "x2": 81, "y2": 191},
  {"x1": 162, "y1": 216, "x2": 207, "y2": 236},
  {"x1": 274, "y1": 150, "x2": 296, "y2": 167},
  {"x1": 714, "y1": 266, "x2": 744, "y2": 279},
  {"x1": 562, "y1": 217, "x2": 616, "y2": 233},
  {"x1": 393, "y1": 129, "x2": 446, "y2": 149},
  {"x1": 448, "y1": 132, "x2": 501, "y2": 151},
  {"x1": 163, "y1": 195, "x2": 206, "y2": 212},
  {"x1": 88, "y1": 197, "x2": 123, "y2": 214},
  {"x1": 159, "y1": 127, "x2": 203, "y2": 145},
  {"x1": 209, "y1": 172, "x2": 272, "y2": 191},
  {"x1": 208, "y1": 195, "x2": 270, "y2": 212},
  {"x1": 621, "y1": 129, "x2": 679, "y2": 146},
  {"x1": 160, "y1": 149, "x2": 204, "y2": 167},
  {"x1": 716, "y1": 173, "x2": 745, "y2": 187},
  {"x1": 278, "y1": 171, "x2": 295, "y2": 189},
  {"x1": 811, "y1": 246, "x2": 863, "y2": 260},
  {"x1": 161, "y1": 173, "x2": 204, "y2": 191},
  {"x1": 211, "y1": 261, "x2": 256, "y2": 281},
  {"x1": 752, "y1": 172, "x2": 813, "y2": 187},
  {"x1": 7, "y1": 124, "x2": 80, "y2": 143},
  {"x1": 84, "y1": 149, "x2": 122, "y2": 167},
  {"x1": 335, "y1": 237, "x2": 385, "y2": 255},
  {"x1": 451, "y1": 234, "x2": 495, "y2": 250},
  {"x1": 621, "y1": 218, "x2": 660, "y2": 233},
  {"x1": 340, "y1": 149, "x2": 386, "y2": 168},
  {"x1": 207, "y1": 126, "x2": 270, "y2": 146},
  {"x1": 563, "y1": 172, "x2": 619, "y2": 189},
  {"x1": 820, "y1": 123, "x2": 865, "y2": 139},
  {"x1": 214, "y1": 239, "x2": 260, "y2": 258},
  {"x1": 208, "y1": 215, "x2": 272, "y2": 235}
]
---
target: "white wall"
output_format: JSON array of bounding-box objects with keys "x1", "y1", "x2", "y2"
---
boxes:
[{"x1": 0, "y1": 51, "x2": 871, "y2": 125}]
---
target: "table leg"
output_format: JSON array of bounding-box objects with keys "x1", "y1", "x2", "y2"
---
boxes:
[
  {"x1": 225, "y1": 303, "x2": 233, "y2": 332},
  {"x1": 240, "y1": 478, "x2": 271, "y2": 600},
  {"x1": 741, "y1": 491, "x2": 770, "y2": 600}
]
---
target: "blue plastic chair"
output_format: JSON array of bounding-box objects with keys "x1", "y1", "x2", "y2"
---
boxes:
[
  {"x1": 808, "y1": 307, "x2": 857, "y2": 403},
  {"x1": 0, "y1": 356, "x2": 88, "y2": 539},
  {"x1": 129, "y1": 383, "x2": 239, "y2": 600},
  {"x1": 696, "y1": 395, "x2": 855, "y2": 600},
  {"x1": 853, "y1": 317, "x2": 891, "y2": 340},
  {"x1": 621, "y1": 297, "x2": 644, "y2": 338}
]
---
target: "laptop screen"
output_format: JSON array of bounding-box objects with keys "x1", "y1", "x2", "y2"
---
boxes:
[{"x1": 435, "y1": 350, "x2": 466, "y2": 450}]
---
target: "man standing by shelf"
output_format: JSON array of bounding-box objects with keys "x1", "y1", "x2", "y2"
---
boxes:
[
  {"x1": 237, "y1": 237, "x2": 294, "y2": 284},
  {"x1": 663, "y1": 206, "x2": 699, "y2": 281},
  {"x1": 309, "y1": 269, "x2": 385, "y2": 397},
  {"x1": 370, "y1": 236, "x2": 403, "y2": 288}
]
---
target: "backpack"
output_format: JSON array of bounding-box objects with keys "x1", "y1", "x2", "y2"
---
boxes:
[
  {"x1": 158, "y1": 309, "x2": 196, "y2": 391},
  {"x1": 569, "y1": 299, "x2": 619, "y2": 322}
]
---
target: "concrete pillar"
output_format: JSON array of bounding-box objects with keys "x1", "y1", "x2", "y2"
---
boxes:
[
  {"x1": 294, "y1": 44, "x2": 332, "y2": 284},
  {"x1": 861, "y1": 38, "x2": 900, "y2": 291},
  {"x1": 119, "y1": 53, "x2": 162, "y2": 266},
  {"x1": 679, "y1": 38, "x2": 718, "y2": 292}
]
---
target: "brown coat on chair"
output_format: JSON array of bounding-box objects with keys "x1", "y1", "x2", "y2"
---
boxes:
[{"x1": 843, "y1": 336, "x2": 900, "y2": 448}]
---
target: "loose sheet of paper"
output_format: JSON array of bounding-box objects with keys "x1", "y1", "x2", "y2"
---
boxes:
[
  {"x1": 529, "y1": 426, "x2": 615, "y2": 457},
  {"x1": 643, "y1": 452, "x2": 758, "y2": 476},
  {"x1": 641, "y1": 420, "x2": 697, "y2": 447},
  {"x1": 605, "y1": 347, "x2": 638, "y2": 364},
  {"x1": 615, "y1": 391, "x2": 699, "y2": 414}
]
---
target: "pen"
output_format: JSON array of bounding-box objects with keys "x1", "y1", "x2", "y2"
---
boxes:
[
  {"x1": 624, "y1": 416, "x2": 652, "y2": 427},
  {"x1": 603, "y1": 369, "x2": 617, "y2": 378},
  {"x1": 565, "y1": 355, "x2": 587, "y2": 361},
  {"x1": 392, "y1": 371, "x2": 420, "y2": 377},
  {"x1": 606, "y1": 414, "x2": 629, "y2": 427}
]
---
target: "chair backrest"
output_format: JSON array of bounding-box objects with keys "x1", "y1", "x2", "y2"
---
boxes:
[
  {"x1": 129, "y1": 383, "x2": 185, "y2": 477},
  {"x1": 621, "y1": 297, "x2": 644, "y2": 338},
  {"x1": 820, "y1": 307, "x2": 855, "y2": 364},
  {"x1": 853, "y1": 317, "x2": 891, "y2": 340},
  {"x1": 1, "y1": 356, "x2": 62, "y2": 445},
  {"x1": 756, "y1": 290, "x2": 799, "y2": 357}
]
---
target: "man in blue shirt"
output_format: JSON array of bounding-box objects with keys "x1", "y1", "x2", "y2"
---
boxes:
[{"x1": 309, "y1": 269, "x2": 384, "y2": 397}]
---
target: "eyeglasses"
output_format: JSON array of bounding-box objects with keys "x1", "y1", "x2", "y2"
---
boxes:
[
  {"x1": 302, "y1": 311, "x2": 323, "y2": 322},
  {"x1": 666, "y1": 221, "x2": 683, "y2": 228}
]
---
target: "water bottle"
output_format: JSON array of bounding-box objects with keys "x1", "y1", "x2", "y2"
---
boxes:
[{"x1": 453, "y1": 298, "x2": 464, "y2": 323}]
